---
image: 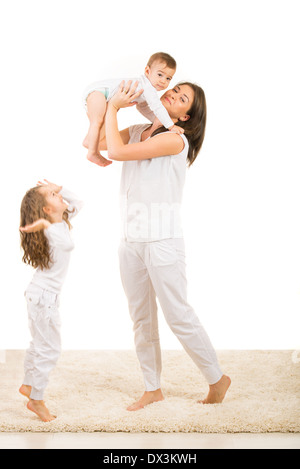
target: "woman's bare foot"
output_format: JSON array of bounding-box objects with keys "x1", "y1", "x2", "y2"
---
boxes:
[
  {"x1": 19, "y1": 384, "x2": 32, "y2": 399},
  {"x1": 87, "y1": 151, "x2": 112, "y2": 167},
  {"x1": 27, "y1": 399, "x2": 56, "y2": 422},
  {"x1": 127, "y1": 389, "x2": 164, "y2": 411},
  {"x1": 199, "y1": 375, "x2": 231, "y2": 405}
]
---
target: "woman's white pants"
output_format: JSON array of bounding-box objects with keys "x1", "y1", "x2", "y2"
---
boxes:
[
  {"x1": 23, "y1": 286, "x2": 61, "y2": 400},
  {"x1": 118, "y1": 238, "x2": 223, "y2": 391}
]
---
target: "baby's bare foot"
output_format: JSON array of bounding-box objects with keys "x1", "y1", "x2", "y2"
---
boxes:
[
  {"x1": 127, "y1": 389, "x2": 164, "y2": 411},
  {"x1": 27, "y1": 399, "x2": 56, "y2": 422},
  {"x1": 19, "y1": 384, "x2": 31, "y2": 399},
  {"x1": 87, "y1": 151, "x2": 112, "y2": 167},
  {"x1": 199, "y1": 375, "x2": 231, "y2": 405}
]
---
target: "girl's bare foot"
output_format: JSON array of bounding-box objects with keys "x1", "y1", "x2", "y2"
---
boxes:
[
  {"x1": 27, "y1": 399, "x2": 56, "y2": 422},
  {"x1": 127, "y1": 389, "x2": 164, "y2": 411},
  {"x1": 87, "y1": 151, "x2": 112, "y2": 167},
  {"x1": 19, "y1": 384, "x2": 32, "y2": 399},
  {"x1": 199, "y1": 375, "x2": 231, "y2": 404}
]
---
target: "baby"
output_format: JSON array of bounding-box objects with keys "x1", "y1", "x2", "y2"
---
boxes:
[{"x1": 83, "y1": 52, "x2": 183, "y2": 167}]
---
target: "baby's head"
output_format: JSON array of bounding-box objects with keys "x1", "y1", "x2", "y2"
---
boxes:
[{"x1": 145, "y1": 52, "x2": 176, "y2": 91}]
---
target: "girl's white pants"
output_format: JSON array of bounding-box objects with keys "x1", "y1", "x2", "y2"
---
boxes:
[
  {"x1": 23, "y1": 285, "x2": 61, "y2": 400},
  {"x1": 118, "y1": 238, "x2": 223, "y2": 391}
]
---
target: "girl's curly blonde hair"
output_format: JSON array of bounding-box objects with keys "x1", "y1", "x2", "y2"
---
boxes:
[{"x1": 20, "y1": 186, "x2": 71, "y2": 270}]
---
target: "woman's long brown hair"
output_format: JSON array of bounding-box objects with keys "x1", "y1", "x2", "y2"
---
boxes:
[
  {"x1": 151, "y1": 82, "x2": 207, "y2": 166},
  {"x1": 20, "y1": 186, "x2": 71, "y2": 270}
]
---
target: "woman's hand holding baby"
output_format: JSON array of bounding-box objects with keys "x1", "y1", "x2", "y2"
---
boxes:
[{"x1": 109, "y1": 81, "x2": 144, "y2": 111}]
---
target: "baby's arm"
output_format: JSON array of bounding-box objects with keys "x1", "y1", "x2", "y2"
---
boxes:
[
  {"x1": 136, "y1": 101, "x2": 184, "y2": 135},
  {"x1": 139, "y1": 84, "x2": 184, "y2": 134},
  {"x1": 136, "y1": 101, "x2": 156, "y2": 123}
]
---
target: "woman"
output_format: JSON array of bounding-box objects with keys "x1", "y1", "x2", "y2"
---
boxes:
[{"x1": 102, "y1": 80, "x2": 231, "y2": 411}]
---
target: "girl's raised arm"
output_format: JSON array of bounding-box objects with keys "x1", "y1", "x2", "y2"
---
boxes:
[
  {"x1": 20, "y1": 219, "x2": 51, "y2": 233},
  {"x1": 60, "y1": 187, "x2": 84, "y2": 219}
]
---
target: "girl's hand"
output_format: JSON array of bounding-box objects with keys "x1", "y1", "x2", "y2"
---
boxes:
[
  {"x1": 20, "y1": 219, "x2": 51, "y2": 233},
  {"x1": 109, "y1": 80, "x2": 143, "y2": 111},
  {"x1": 37, "y1": 179, "x2": 62, "y2": 193}
]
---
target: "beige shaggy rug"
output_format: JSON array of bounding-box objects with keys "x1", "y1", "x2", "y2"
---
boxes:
[{"x1": 0, "y1": 350, "x2": 299, "y2": 433}]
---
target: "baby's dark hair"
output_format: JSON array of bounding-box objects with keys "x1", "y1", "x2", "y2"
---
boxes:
[{"x1": 147, "y1": 52, "x2": 176, "y2": 70}]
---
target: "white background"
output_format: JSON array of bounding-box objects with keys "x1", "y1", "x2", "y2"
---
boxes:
[{"x1": 0, "y1": 0, "x2": 299, "y2": 351}]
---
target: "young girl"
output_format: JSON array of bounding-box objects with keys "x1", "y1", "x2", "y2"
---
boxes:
[
  {"x1": 19, "y1": 180, "x2": 83, "y2": 422},
  {"x1": 82, "y1": 52, "x2": 183, "y2": 167}
]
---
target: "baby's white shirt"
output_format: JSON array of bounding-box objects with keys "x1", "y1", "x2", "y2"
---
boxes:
[
  {"x1": 84, "y1": 74, "x2": 174, "y2": 129},
  {"x1": 29, "y1": 188, "x2": 84, "y2": 294}
]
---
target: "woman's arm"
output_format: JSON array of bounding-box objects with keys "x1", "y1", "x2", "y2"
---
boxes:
[
  {"x1": 107, "y1": 125, "x2": 184, "y2": 161},
  {"x1": 98, "y1": 128, "x2": 131, "y2": 151},
  {"x1": 105, "y1": 82, "x2": 184, "y2": 161},
  {"x1": 99, "y1": 81, "x2": 140, "y2": 151}
]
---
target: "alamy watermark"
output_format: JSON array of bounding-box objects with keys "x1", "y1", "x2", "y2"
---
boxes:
[{"x1": 121, "y1": 201, "x2": 184, "y2": 240}]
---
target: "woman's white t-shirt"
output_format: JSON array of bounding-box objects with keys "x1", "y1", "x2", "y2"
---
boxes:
[{"x1": 119, "y1": 124, "x2": 189, "y2": 242}]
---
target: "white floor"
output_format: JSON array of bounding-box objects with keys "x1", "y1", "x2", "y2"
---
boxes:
[{"x1": 0, "y1": 432, "x2": 299, "y2": 449}]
